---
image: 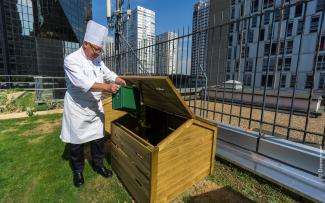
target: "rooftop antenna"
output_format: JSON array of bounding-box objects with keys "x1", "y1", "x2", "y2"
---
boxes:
[{"x1": 106, "y1": 0, "x2": 149, "y2": 75}]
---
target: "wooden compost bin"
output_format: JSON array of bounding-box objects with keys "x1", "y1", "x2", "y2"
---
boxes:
[{"x1": 103, "y1": 76, "x2": 217, "y2": 203}]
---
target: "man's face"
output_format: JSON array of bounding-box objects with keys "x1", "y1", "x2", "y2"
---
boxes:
[{"x1": 83, "y1": 42, "x2": 103, "y2": 60}]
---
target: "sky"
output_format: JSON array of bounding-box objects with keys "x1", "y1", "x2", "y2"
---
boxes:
[{"x1": 92, "y1": 0, "x2": 197, "y2": 35}]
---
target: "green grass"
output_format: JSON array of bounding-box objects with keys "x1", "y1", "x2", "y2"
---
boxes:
[
  {"x1": 0, "y1": 114, "x2": 306, "y2": 203},
  {"x1": 0, "y1": 114, "x2": 131, "y2": 203},
  {"x1": 208, "y1": 159, "x2": 305, "y2": 203}
]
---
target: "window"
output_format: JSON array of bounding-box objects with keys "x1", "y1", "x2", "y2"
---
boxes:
[
  {"x1": 261, "y1": 74, "x2": 274, "y2": 87},
  {"x1": 259, "y1": 28, "x2": 265, "y2": 41},
  {"x1": 283, "y1": 7, "x2": 290, "y2": 20},
  {"x1": 244, "y1": 74, "x2": 252, "y2": 86},
  {"x1": 277, "y1": 58, "x2": 283, "y2": 71},
  {"x1": 319, "y1": 74, "x2": 325, "y2": 89},
  {"x1": 264, "y1": 43, "x2": 270, "y2": 55},
  {"x1": 228, "y1": 48, "x2": 232, "y2": 59},
  {"x1": 284, "y1": 57, "x2": 291, "y2": 71},
  {"x1": 229, "y1": 35, "x2": 233, "y2": 47},
  {"x1": 232, "y1": 0, "x2": 236, "y2": 5},
  {"x1": 241, "y1": 3, "x2": 244, "y2": 16},
  {"x1": 310, "y1": 16, "x2": 320, "y2": 33},
  {"x1": 305, "y1": 74, "x2": 314, "y2": 88},
  {"x1": 317, "y1": 55, "x2": 325, "y2": 70},
  {"x1": 271, "y1": 42, "x2": 277, "y2": 55},
  {"x1": 263, "y1": 0, "x2": 274, "y2": 9},
  {"x1": 242, "y1": 31, "x2": 247, "y2": 44},
  {"x1": 263, "y1": 58, "x2": 275, "y2": 71},
  {"x1": 242, "y1": 20, "x2": 248, "y2": 30},
  {"x1": 248, "y1": 30, "x2": 254, "y2": 43},
  {"x1": 280, "y1": 41, "x2": 285, "y2": 54},
  {"x1": 317, "y1": 0, "x2": 325, "y2": 12},
  {"x1": 274, "y1": 8, "x2": 280, "y2": 22},
  {"x1": 252, "y1": 16, "x2": 257, "y2": 27},
  {"x1": 245, "y1": 59, "x2": 253, "y2": 72},
  {"x1": 241, "y1": 46, "x2": 249, "y2": 58},
  {"x1": 295, "y1": 3, "x2": 303, "y2": 17},
  {"x1": 227, "y1": 61, "x2": 232, "y2": 72},
  {"x1": 231, "y1": 6, "x2": 235, "y2": 19},
  {"x1": 290, "y1": 74, "x2": 296, "y2": 88},
  {"x1": 264, "y1": 11, "x2": 270, "y2": 25},
  {"x1": 320, "y1": 36, "x2": 325, "y2": 51},
  {"x1": 230, "y1": 23, "x2": 234, "y2": 33},
  {"x1": 297, "y1": 19, "x2": 303, "y2": 35},
  {"x1": 267, "y1": 26, "x2": 272, "y2": 40},
  {"x1": 287, "y1": 21, "x2": 293, "y2": 37},
  {"x1": 286, "y1": 40, "x2": 293, "y2": 54},
  {"x1": 280, "y1": 75, "x2": 287, "y2": 88},
  {"x1": 251, "y1": 0, "x2": 259, "y2": 12}
]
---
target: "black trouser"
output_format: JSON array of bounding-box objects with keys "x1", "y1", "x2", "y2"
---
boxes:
[{"x1": 69, "y1": 137, "x2": 105, "y2": 173}]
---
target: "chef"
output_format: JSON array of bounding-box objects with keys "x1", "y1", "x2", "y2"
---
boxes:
[{"x1": 60, "y1": 20, "x2": 126, "y2": 187}]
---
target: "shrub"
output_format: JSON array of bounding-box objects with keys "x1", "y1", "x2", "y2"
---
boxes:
[{"x1": 26, "y1": 107, "x2": 36, "y2": 117}]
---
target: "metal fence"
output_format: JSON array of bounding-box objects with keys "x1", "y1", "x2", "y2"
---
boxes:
[
  {"x1": 104, "y1": 0, "x2": 325, "y2": 149},
  {"x1": 0, "y1": 75, "x2": 66, "y2": 103}
]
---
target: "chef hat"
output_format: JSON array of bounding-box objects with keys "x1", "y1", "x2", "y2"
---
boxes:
[{"x1": 84, "y1": 20, "x2": 108, "y2": 48}]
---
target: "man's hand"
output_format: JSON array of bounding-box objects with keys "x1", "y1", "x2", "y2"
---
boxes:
[
  {"x1": 115, "y1": 77, "x2": 126, "y2": 86},
  {"x1": 106, "y1": 83, "x2": 120, "y2": 94}
]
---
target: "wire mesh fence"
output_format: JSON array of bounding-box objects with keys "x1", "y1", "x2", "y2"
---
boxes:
[{"x1": 104, "y1": 0, "x2": 325, "y2": 149}]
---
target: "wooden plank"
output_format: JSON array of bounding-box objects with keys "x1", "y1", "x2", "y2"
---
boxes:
[
  {"x1": 160, "y1": 125, "x2": 213, "y2": 154},
  {"x1": 157, "y1": 119, "x2": 193, "y2": 150},
  {"x1": 156, "y1": 166, "x2": 210, "y2": 202},
  {"x1": 158, "y1": 138, "x2": 212, "y2": 163},
  {"x1": 112, "y1": 125, "x2": 152, "y2": 178},
  {"x1": 157, "y1": 147, "x2": 212, "y2": 187},
  {"x1": 150, "y1": 147, "x2": 159, "y2": 203},
  {"x1": 210, "y1": 125, "x2": 217, "y2": 174},
  {"x1": 111, "y1": 144, "x2": 150, "y2": 203},
  {"x1": 157, "y1": 142, "x2": 212, "y2": 174},
  {"x1": 115, "y1": 123, "x2": 155, "y2": 151}
]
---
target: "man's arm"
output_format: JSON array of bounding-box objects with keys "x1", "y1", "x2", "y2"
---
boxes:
[{"x1": 90, "y1": 83, "x2": 120, "y2": 93}]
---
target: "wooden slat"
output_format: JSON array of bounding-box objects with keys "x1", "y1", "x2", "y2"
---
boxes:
[
  {"x1": 156, "y1": 167, "x2": 210, "y2": 203},
  {"x1": 112, "y1": 125, "x2": 152, "y2": 178},
  {"x1": 150, "y1": 147, "x2": 159, "y2": 202},
  {"x1": 157, "y1": 119, "x2": 193, "y2": 150},
  {"x1": 158, "y1": 125, "x2": 214, "y2": 154},
  {"x1": 157, "y1": 145, "x2": 212, "y2": 187},
  {"x1": 157, "y1": 142, "x2": 212, "y2": 175},
  {"x1": 158, "y1": 137, "x2": 212, "y2": 162},
  {"x1": 111, "y1": 144, "x2": 150, "y2": 203},
  {"x1": 192, "y1": 120, "x2": 217, "y2": 175}
]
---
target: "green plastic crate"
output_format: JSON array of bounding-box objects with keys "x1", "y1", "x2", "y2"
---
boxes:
[{"x1": 112, "y1": 85, "x2": 140, "y2": 111}]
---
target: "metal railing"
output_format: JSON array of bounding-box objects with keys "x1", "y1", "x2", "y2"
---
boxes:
[
  {"x1": 0, "y1": 75, "x2": 66, "y2": 103},
  {"x1": 104, "y1": 0, "x2": 325, "y2": 150}
]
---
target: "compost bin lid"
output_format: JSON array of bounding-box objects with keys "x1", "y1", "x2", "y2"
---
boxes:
[{"x1": 122, "y1": 76, "x2": 194, "y2": 119}]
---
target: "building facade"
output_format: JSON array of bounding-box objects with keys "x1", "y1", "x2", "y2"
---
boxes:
[
  {"x1": 0, "y1": 0, "x2": 91, "y2": 77},
  {"x1": 225, "y1": 0, "x2": 325, "y2": 92},
  {"x1": 155, "y1": 32, "x2": 178, "y2": 75},
  {"x1": 123, "y1": 6, "x2": 155, "y2": 74},
  {"x1": 191, "y1": 0, "x2": 209, "y2": 77}
]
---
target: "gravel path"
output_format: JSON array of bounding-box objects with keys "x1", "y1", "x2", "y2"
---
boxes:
[
  {"x1": 188, "y1": 100, "x2": 325, "y2": 147},
  {"x1": 0, "y1": 109, "x2": 63, "y2": 120}
]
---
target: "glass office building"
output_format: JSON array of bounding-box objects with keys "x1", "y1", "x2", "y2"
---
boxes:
[{"x1": 0, "y1": 0, "x2": 92, "y2": 77}]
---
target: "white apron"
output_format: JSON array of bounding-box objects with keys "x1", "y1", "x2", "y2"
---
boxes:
[{"x1": 60, "y1": 48, "x2": 117, "y2": 144}]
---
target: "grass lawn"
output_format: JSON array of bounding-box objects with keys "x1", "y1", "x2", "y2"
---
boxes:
[{"x1": 0, "y1": 114, "x2": 305, "y2": 203}]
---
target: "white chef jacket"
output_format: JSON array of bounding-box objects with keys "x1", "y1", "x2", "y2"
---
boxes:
[{"x1": 60, "y1": 47, "x2": 117, "y2": 144}]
